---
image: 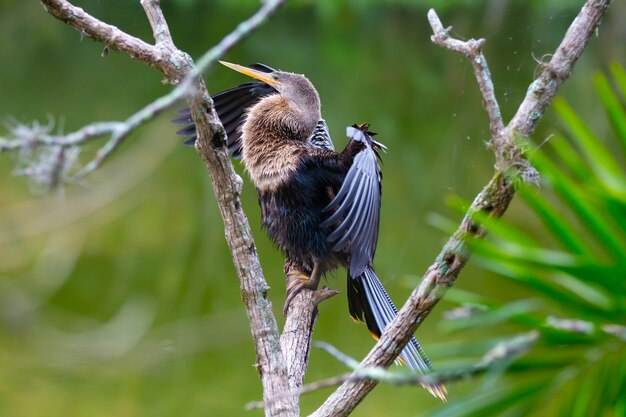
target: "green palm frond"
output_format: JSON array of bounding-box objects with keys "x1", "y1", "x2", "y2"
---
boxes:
[{"x1": 429, "y1": 64, "x2": 626, "y2": 417}]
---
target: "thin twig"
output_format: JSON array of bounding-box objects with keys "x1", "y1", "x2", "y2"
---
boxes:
[
  {"x1": 1, "y1": 121, "x2": 118, "y2": 150},
  {"x1": 427, "y1": 9, "x2": 505, "y2": 163},
  {"x1": 39, "y1": 0, "x2": 185, "y2": 82},
  {"x1": 311, "y1": 2, "x2": 611, "y2": 416},
  {"x1": 74, "y1": 88, "x2": 190, "y2": 179},
  {"x1": 247, "y1": 374, "x2": 352, "y2": 411},
  {"x1": 315, "y1": 341, "x2": 361, "y2": 369},
  {"x1": 1, "y1": 88, "x2": 189, "y2": 181},
  {"x1": 249, "y1": 331, "x2": 539, "y2": 410}
]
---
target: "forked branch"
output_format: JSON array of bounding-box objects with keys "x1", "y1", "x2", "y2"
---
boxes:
[
  {"x1": 311, "y1": 2, "x2": 611, "y2": 416},
  {"x1": 30, "y1": 1, "x2": 293, "y2": 416}
]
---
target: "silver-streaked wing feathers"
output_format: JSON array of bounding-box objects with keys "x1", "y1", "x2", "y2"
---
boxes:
[{"x1": 321, "y1": 124, "x2": 383, "y2": 277}]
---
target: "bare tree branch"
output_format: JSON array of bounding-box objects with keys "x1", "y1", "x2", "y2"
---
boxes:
[
  {"x1": 427, "y1": 10, "x2": 505, "y2": 151},
  {"x1": 140, "y1": 0, "x2": 175, "y2": 49},
  {"x1": 0, "y1": 121, "x2": 122, "y2": 150},
  {"x1": 0, "y1": 88, "x2": 192, "y2": 183},
  {"x1": 280, "y1": 288, "x2": 340, "y2": 394},
  {"x1": 4, "y1": 0, "x2": 287, "y2": 184},
  {"x1": 314, "y1": 330, "x2": 539, "y2": 388},
  {"x1": 39, "y1": 0, "x2": 185, "y2": 82},
  {"x1": 250, "y1": 331, "x2": 539, "y2": 411},
  {"x1": 30, "y1": 1, "x2": 295, "y2": 416},
  {"x1": 311, "y1": 2, "x2": 612, "y2": 416}
]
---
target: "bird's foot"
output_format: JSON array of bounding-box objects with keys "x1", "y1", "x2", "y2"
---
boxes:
[{"x1": 284, "y1": 269, "x2": 321, "y2": 315}]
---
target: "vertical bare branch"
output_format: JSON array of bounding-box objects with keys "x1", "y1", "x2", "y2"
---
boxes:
[
  {"x1": 140, "y1": 0, "x2": 175, "y2": 48},
  {"x1": 427, "y1": 10, "x2": 505, "y2": 164},
  {"x1": 36, "y1": 0, "x2": 294, "y2": 415},
  {"x1": 281, "y1": 288, "x2": 339, "y2": 392}
]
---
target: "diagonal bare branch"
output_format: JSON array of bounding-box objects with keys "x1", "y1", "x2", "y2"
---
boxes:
[
  {"x1": 39, "y1": 0, "x2": 185, "y2": 82},
  {"x1": 311, "y1": 1, "x2": 612, "y2": 416},
  {"x1": 250, "y1": 331, "x2": 539, "y2": 411}
]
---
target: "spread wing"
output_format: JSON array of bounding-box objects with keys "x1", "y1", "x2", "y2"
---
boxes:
[
  {"x1": 172, "y1": 63, "x2": 277, "y2": 159},
  {"x1": 321, "y1": 124, "x2": 385, "y2": 277}
]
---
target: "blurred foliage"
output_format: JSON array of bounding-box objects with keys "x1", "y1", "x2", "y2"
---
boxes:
[
  {"x1": 168, "y1": 0, "x2": 595, "y2": 16},
  {"x1": 430, "y1": 63, "x2": 626, "y2": 417},
  {"x1": 1, "y1": 1, "x2": 625, "y2": 417}
]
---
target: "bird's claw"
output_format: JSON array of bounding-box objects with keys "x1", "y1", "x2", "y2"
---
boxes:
[{"x1": 283, "y1": 273, "x2": 319, "y2": 315}]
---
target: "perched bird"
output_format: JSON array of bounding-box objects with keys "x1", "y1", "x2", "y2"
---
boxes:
[{"x1": 173, "y1": 62, "x2": 446, "y2": 400}]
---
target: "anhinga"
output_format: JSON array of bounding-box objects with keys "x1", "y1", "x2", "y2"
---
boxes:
[{"x1": 174, "y1": 62, "x2": 447, "y2": 400}]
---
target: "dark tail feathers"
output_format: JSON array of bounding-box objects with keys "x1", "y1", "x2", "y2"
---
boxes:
[{"x1": 348, "y1": 266, "x2": 447, "y2": 401}]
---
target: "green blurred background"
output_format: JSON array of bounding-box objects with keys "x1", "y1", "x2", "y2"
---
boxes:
[{"x1": 1, "y1": 1, "x2": 624, "y2": 416}]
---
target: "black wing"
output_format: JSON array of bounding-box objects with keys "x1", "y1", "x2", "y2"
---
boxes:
[
  {"x1": 172, "y1": 63, "x2": 277, "y2": 159},
  {"x1": 321, "y1": 124, "x2": 385, "y2": 277}
]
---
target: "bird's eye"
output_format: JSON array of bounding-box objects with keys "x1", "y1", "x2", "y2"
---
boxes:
[{"x1": 272, "y1": 74, "x2": 279, "y2": 80}]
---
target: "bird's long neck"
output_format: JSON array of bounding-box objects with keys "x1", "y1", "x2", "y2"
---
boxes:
[{"x1": 241, "y1": 95, "x2": 320, "y2": 191}]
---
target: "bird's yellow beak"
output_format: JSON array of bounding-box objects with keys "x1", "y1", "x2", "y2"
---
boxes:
[{"x1": 219, "y1": 61, "x2": 280, "y2": 88}]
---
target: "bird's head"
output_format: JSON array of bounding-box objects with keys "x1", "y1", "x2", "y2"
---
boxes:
[{"x1": 219, "y1": 61, "x2": 321, "y2": 139}]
